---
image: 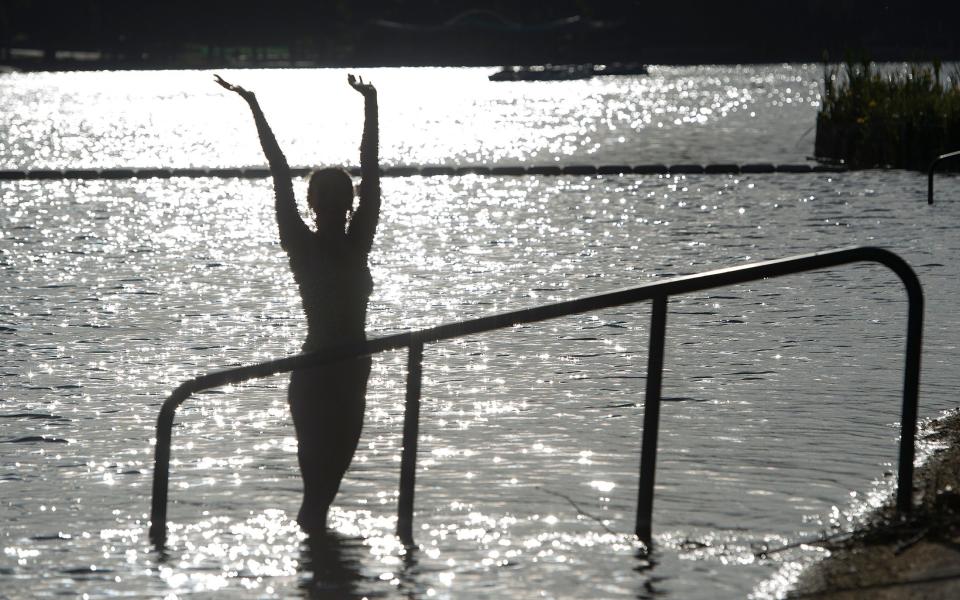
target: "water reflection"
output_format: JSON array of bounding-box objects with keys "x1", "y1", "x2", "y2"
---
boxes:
[
  {"x1": 634, "y1": 551, "x2": 665, "y2": 600},
  {"x1": 0, "y1": 66, "x2": 822, "y2": 171},
  {"x1": 300, "y1": 533, "x2": 366, "y2": 599},
  {"x1": 299, "y1": 533, "x2": 432, "y2": 599}
]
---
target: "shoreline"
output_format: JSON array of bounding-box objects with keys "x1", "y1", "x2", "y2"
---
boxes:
[{"x1": 789, "y1": 411, "x2": 960, "y2": 598}]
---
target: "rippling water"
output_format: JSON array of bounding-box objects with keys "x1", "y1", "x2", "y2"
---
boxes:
[
  {"x1": 0, "y1": 65, "x2": 821, "y2": 170},
  {"x1": 2, "y1": 66, "x2": 959, "y2": 598}
]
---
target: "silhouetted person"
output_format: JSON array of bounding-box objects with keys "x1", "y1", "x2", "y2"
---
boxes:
[{"x1": 215, "y1": 73, "x2": 380, "y2": 534}]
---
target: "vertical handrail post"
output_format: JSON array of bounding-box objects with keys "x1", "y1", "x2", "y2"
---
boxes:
[
  {"x1": 150, "y1": 388, "x2": 191, "y2": 548},
  {"x1": 636, "y1": 295, "x2": 668, "y2": 545},
  {"x1": 149, "y1": 404, "x2": 175, "y2": 546},
  {"x1": 895, "y1": 275, "x2": 924, "y2": 514},
  {"x1": 397, "y1": 340, "x2": 424, "y2": 546}
]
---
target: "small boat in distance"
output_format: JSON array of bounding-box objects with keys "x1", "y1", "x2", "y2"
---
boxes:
[{"x1": 489, "y1": 62, "x2": 648, "y2": 82}]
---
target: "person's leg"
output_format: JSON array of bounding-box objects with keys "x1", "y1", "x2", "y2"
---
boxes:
[{"x1": 288, "y1": 358, "x2": 370, "y2": 533}]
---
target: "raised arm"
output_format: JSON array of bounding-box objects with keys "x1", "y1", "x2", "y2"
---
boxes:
[
  {"x1": 346, "y1": 74, "x2": 380, "y2": 255},
  {"x1": 214, "y1": 75, "x2": 309, "y2": 250}
]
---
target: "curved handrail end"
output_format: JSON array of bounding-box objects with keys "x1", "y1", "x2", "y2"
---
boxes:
[{"x1": 927, "y1": 150, "x2": 960, "y2": 205}]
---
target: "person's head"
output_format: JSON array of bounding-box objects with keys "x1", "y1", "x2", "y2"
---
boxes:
[{"x1": 307, "y1": 167, "x2": 354, "y2": 227}]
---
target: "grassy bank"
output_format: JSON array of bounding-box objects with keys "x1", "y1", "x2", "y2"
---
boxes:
[{"x1": 815, "y1": 61, "x2": 960, "y2": 170}]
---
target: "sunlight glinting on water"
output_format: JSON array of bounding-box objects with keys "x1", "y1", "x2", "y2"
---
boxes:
[
  {"x1": 1, "y1": 66, "x2": 822, "y2": 171},
  {"x1": 2, "y1": 66, "x2": 959, "y2": 598}
]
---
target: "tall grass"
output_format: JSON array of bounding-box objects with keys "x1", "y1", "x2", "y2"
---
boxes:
[{"x1": 815, "y1": 60, "x2": 960, "y2": 170}]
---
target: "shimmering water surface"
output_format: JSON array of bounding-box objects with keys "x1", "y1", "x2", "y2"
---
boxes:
[{"x1": 2, "y1": 66, "x2": 959, "y2": 598}]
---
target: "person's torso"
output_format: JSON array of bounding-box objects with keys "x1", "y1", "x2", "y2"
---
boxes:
[{"x1": 287, "y1": 234, "x2": 373, "y2": 351}]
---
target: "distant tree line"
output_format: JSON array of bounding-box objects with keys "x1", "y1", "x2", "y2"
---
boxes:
[{"x1": 1, "y1": 0, "x2": 958, "y2": 69}]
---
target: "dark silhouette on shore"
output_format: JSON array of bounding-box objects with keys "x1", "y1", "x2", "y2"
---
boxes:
[{"x1": 215, "y1": 73, "x2": 380, "y2": 534}]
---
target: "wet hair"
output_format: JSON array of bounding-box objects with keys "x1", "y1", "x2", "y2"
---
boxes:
[{"x1": 307, "y1": 167, "x2": 354, "y2": 216}]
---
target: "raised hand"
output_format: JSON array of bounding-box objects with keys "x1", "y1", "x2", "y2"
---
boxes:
[
  {"x1": 347, "y1": 74, "x2": 376, "y2": 96},
  {"x1": 214, "y1": 74, "x2": 255, "y2": 100}
]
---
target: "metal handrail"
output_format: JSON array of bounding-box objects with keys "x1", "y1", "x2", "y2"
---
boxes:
[
  {"x1": 149, "y1": 246, "x2": 923, "y2": 549},
  {"x1": 928, "y1": 150, "x2": 960, "y2": 204}
]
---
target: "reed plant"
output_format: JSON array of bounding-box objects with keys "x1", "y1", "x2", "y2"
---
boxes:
[{"x1": 815, "y1": 59, "x2": 960, "y2": 170}]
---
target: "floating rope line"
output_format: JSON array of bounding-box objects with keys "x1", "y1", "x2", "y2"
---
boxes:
[{"x1": 0, "y1": 163, "x2": 846, "y2": 181}]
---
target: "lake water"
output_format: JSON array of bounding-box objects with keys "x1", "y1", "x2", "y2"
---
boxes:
[{"x1": 2, "y1": 65, "x2": 959, "y2": 599}]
